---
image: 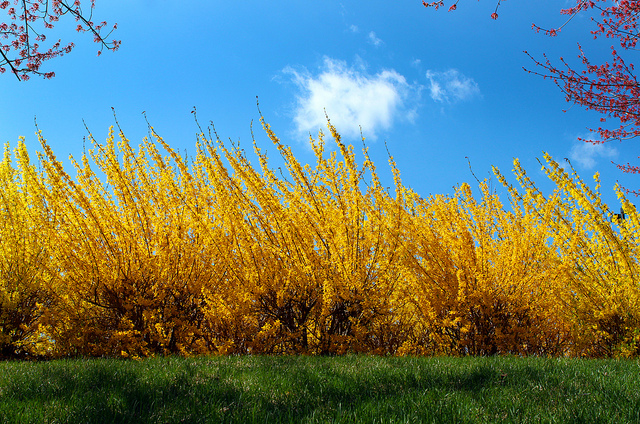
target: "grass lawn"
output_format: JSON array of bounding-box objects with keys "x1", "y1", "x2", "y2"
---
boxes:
[{"x1": 0, "y1": 355, "x2": 638, "y2": 423}]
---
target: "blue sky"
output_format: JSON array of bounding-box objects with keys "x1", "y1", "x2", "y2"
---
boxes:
[{"x1": 1, "y1": 0, "x2": 636, "y2": 209}]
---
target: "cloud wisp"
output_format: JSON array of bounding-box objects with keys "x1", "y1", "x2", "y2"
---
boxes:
[
  {"x1": 368, "y1": 31, "x2": 383, "y2": 47},
  {"x1": 569, "y1": 138, "x2": 618, "y2": 170},
  {"x1": 425, "y1": 69, "x2": 480, "y2": 103},
  {"x1": 284, "y1": 57, "x2": 419, "y2": 141}
]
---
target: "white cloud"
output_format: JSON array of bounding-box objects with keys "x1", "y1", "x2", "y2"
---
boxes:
[
  {"x1": 569, "y1": 138, "x2": 618, "y2": 169},
  {"x1": 368, "y1": 31, "x2": 383, "y2": 47},
  {"x1": 425, "y1": 69, "x2": 480, "y2": 103},
  {"x1": 284, "y1": 57, "x2": 419, "y2": 140},
  {"x1": 349, "y1": 24, "x2": 359, "y2": 33}
]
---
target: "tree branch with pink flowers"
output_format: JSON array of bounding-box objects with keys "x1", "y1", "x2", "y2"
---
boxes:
[{"x1": 0, "y1": 0, "x2": 119, "y2": 81}]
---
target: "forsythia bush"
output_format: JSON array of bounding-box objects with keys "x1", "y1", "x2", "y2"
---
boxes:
[
  {"x1": 0, "y1": 141, "x2": 55, "y2": 358},
  {"x1": 0, "y1": 116, "x2": 638, "y2": 358}
]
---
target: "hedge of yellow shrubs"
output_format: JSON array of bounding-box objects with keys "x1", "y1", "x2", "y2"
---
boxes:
[{"x1": 1, "y1": 116, "x2": 638, "y2": 359}]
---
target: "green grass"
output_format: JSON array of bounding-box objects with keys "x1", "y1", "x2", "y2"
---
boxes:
[{"x1": 0, "y1": 355, "x2": 639, "y2": 423}]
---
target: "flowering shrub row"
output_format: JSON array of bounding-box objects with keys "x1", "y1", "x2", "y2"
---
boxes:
[{"x1": 1, "y1": 117, "x2": 638, "y2": 358}]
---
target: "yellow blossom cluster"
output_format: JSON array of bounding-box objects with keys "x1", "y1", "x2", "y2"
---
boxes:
[{"x1": 0, "y1": 117, "x2": 638, "y2": 358}]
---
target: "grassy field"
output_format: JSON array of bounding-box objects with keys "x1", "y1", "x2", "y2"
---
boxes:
[{"x1": 0, "y1": 355, "x2": 638, "y2": 423}]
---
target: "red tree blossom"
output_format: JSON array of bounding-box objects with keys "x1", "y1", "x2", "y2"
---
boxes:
[
  {"x1": 0, "y1": 0, "x2": 119, "y2": 80},
  {"x1": 425, "y1": 0, "x2": 640, "y2": 193}
]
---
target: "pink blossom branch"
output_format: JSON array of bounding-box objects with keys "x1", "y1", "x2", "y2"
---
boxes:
[{"x1": 0, "y1": 0, "x2": 119, "y2": 80}]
